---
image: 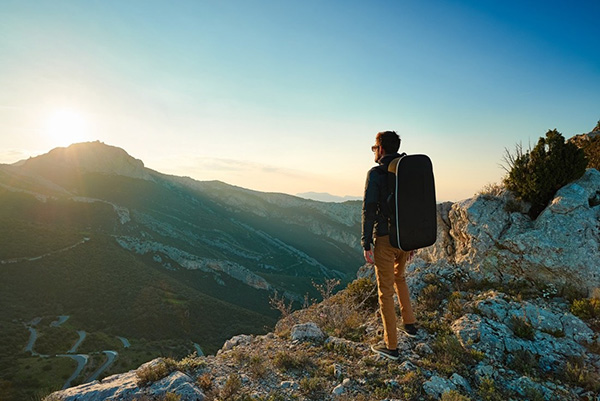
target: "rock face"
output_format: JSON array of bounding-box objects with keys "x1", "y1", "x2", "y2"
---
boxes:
[
  {"x1": 290, "y1": 322, "x2": 325, "y2": 342},
  {"x1": 420, "y1": 168, "x2": 600, "y2": 295},
  {"x1": 452, "y1": 291, "x2": 594, "y2": 370},
  {"x1": 48, "y1": 359, "x2": 205, "y2": 401}
]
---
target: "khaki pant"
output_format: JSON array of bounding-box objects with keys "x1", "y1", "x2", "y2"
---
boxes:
[{"x1": 373, "y1": 235, "x2": 416, "y2": 349}]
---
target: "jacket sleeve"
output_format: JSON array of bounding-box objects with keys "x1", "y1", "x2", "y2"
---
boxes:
[{"x1": 361, "y1": 168, "x2": 380, "y2": 251}]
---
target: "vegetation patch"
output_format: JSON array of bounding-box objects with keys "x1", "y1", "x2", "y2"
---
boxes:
[
  {"x1": 510, "y1": 315, "x2": 535, "y2": 340},
  {"x1": 423, "y1": 332, "x2": 483, "y2": 375},
  {"x1": 561, "y1": 356, "x2": 600, "y2": 392},
  {"x1": 136, "y1": 359, "x2": 176, "y2": 386},
  {"x1": 571, "y1": 297, "x2": 600, "y2": 320},
  {"x1": 507, "y1": 349, "x2": 539, "y2": 377},
  {"x1": 503, "y1": 129, "x2": 587, "y2": 218},
  {"x1": 477, "y1": 376, "x2": 504, "y2": 401}
]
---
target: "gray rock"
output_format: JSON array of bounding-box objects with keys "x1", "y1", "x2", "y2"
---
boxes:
[
  {"x1": 280, "y1": 380, "x2": 299, "y2": 390},
  {"x1": 415, "y1": 342, "x2": 433, "y2": 355},
  {"x1": 290, "y1": 322, "x2": 325, "y2": 342},
  {"x1": 450, "y1": 373, "x2": 472, "y2": 393},
  {"x1": 453, "y1": 292, "x2": 592, "y2": 373},
  {"x1": 474, "y1": 363, "x2": 497, "y2": 381},
  {"x1": 385, "y1": 379, "x2": 400, "y2": 388},
  {"x1": 399, "y1": 360, "x2": 418, "y2": 372},
  {"x1": 332, "y1": 383, "x2": 345, "y2": 396},
  {"x1": 423, "y1": 375, "x2": 456, "y2": 399},
  {"x1": 146, "y1": 371, "x2": 204, "y2": 401},
  {"x1": 220, "y1": 334, "x2": 254, "y2": 352},
  {"x1": 333, "y1": 363, "x2": 343, "y2": 379},
  {"x1": 561, "y1": 314, "x2": 595, "y2": 344},
  {"x1": 506, "y1": 376, "x2": 558, "y2": 401}
]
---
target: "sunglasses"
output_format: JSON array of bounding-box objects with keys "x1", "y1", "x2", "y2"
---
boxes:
[{"x1": 371, "y1": 145, "x2": 379, "y2": 152}]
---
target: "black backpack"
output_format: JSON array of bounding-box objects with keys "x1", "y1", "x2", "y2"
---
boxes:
[{"x1": 378, "y1": 154, "x2": 437, "y2": 251}]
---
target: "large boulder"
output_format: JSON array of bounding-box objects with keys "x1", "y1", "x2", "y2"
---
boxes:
[{"x1": 421, "y1": 169, "x2": 600, "y2": 294}]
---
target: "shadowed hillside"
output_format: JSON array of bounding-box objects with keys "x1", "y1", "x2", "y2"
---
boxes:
[{"x1": 0, "y1": 141, "x2": 363, "y2": 400}]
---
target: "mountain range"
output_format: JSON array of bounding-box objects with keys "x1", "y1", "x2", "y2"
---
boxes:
[{"x1": 0, "y1": 141, "x2": 363, "y2": 399}]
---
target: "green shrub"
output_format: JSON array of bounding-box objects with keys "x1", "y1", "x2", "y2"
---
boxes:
[
  {"x1": 510, "y1": 315, "x2": 535, "y2": 340},
  {"x1": 477, "y1": 182, "x2": 505, "y2": 199},
  {"x1": 419, "y1": 283, "x2": 451, "y2": 313},
  {"x1": 562, "y1": 356, "x2": 600, "y2": 392},
  {"x1": 503, "y1": 129, "x2": 587, "y2": 218},
  {"x1": 507, "y1": 349, "x2": 538, "y2": 376},
  {"x1": 136, "y1": 360, "x2": 175, "y2": 386},
  {"x1": 345, "y1": 278, "x2": 378, "y2": 310},
  {"x1": 248, "y1": 355, "x2": 268, "y2": 379},
  {"x1": 441, "y1": 390, "x2": 471, "y2": 401},
  {"x1": 196, "y1": 373, "x2": 212, "y2": 391},
  {"x1": 477, "y1": 376, "x2": 503, "y2": 401},
  {"x1": 273, "y1": 351, "x2": 312, "y2": 373},
  {"x1": 162, "y1": 393, "x2": 181, "y2": 401},
  {"x1": 299, "y1": 376, "x2": 327, "y2": 399},
  {"x1": 571, "y1": 298, "x2": 600, "y2": 320},
  {"x1": 220, "y1": 374, "x2": 242, "y2": 400},
  {"x1": 523, "y1": 386, "x2": 544, "y2": 401},
  {"x1": 425, "y1": 332, "x2": 482, "y2": 374}
]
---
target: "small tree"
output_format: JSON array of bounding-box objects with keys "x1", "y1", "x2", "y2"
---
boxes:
[{"x1": 503, "y1": 129, "x2": 587, "y2": 219}]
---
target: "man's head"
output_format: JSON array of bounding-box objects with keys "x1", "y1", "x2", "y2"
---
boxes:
[{"x1": 372, "y1": 131, "x2": 400, "y2": 162}]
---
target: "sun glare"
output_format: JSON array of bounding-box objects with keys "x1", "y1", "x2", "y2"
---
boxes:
[{"x1": 44, "y1": 109, "x2": 90, "y2": 147}]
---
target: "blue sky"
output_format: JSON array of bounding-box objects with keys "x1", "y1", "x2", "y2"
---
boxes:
[{"x1": 1, "y1": 0, "x2": 598, "y2": 201}]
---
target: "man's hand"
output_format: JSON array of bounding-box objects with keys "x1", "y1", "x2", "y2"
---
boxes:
[{"x1": 364, "y1": 249, "x2": 374, "y2": 264}]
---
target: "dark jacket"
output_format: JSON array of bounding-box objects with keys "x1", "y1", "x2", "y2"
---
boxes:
[{"x1": 361, "y1": 153, "x2": 403, "y2": 250}]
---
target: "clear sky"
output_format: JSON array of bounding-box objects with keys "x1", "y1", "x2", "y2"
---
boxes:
[{"x1": 1, "y1": 0, "x2": 598, "y2": 201}]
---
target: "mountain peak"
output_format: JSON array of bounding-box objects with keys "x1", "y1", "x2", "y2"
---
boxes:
[{"x1": 18, "y1": 141, "x2": 154, "y2": 181}]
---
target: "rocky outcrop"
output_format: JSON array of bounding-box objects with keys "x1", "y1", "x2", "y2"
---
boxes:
[
  {"x1": 420, "y1": 169, "x2": 600, "y2": 295},
  {"x1": 452, "y1": 292, "x2": 595, "y2": 370},
  {"x1": 48, "y1": 359, "x2": 205, "y2": 401},
  {"x1": 115, "y1": 236, "x2": 272, "y2": 290}
]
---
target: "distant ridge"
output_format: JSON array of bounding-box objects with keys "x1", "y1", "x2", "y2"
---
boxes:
[{"x1": 296, "y1": 192, "x2": 361, "y2": 203}]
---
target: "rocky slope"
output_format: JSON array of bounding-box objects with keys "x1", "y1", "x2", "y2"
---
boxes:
[{"x1": 46, "y1": 169, "x2": 600, "y2": 401}]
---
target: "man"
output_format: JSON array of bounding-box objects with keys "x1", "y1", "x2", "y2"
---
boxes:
[{"x1": 362, "y1": 130, "x2": 418, "y2": 361}]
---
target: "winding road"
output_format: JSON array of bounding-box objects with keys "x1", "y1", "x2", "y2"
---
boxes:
[
  {"x1": 87, "y1": 351, "x2": 118, "y2": 382},
  {"x1": 57, "y1": 354, "x2": 89, "y2": 389},
  {"x1": 24, "y1": 318, "x2": 48, "y2": 357},
  {"x1": 117, "y1": 336, "x2": 130, "y2": 348},
  {"x1": 68, "y1": 331, "x2": 87, "y2": 353},
  {"x1": 21, "y1": 316, "x2": 128, "y2": 389}
]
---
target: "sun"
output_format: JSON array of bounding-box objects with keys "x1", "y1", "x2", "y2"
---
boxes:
[{"x1": 44, "y1": 109, "x2": 90, "y2": 147}]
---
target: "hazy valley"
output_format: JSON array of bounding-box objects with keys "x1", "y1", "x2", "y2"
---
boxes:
[{"x1": 0, "y1": 141, "x2": 364, "y2": 399}]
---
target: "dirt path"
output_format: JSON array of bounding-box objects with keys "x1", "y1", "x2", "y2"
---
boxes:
[{"x1": 1, "y1": 238, "x2": 90, "y2": 265}]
